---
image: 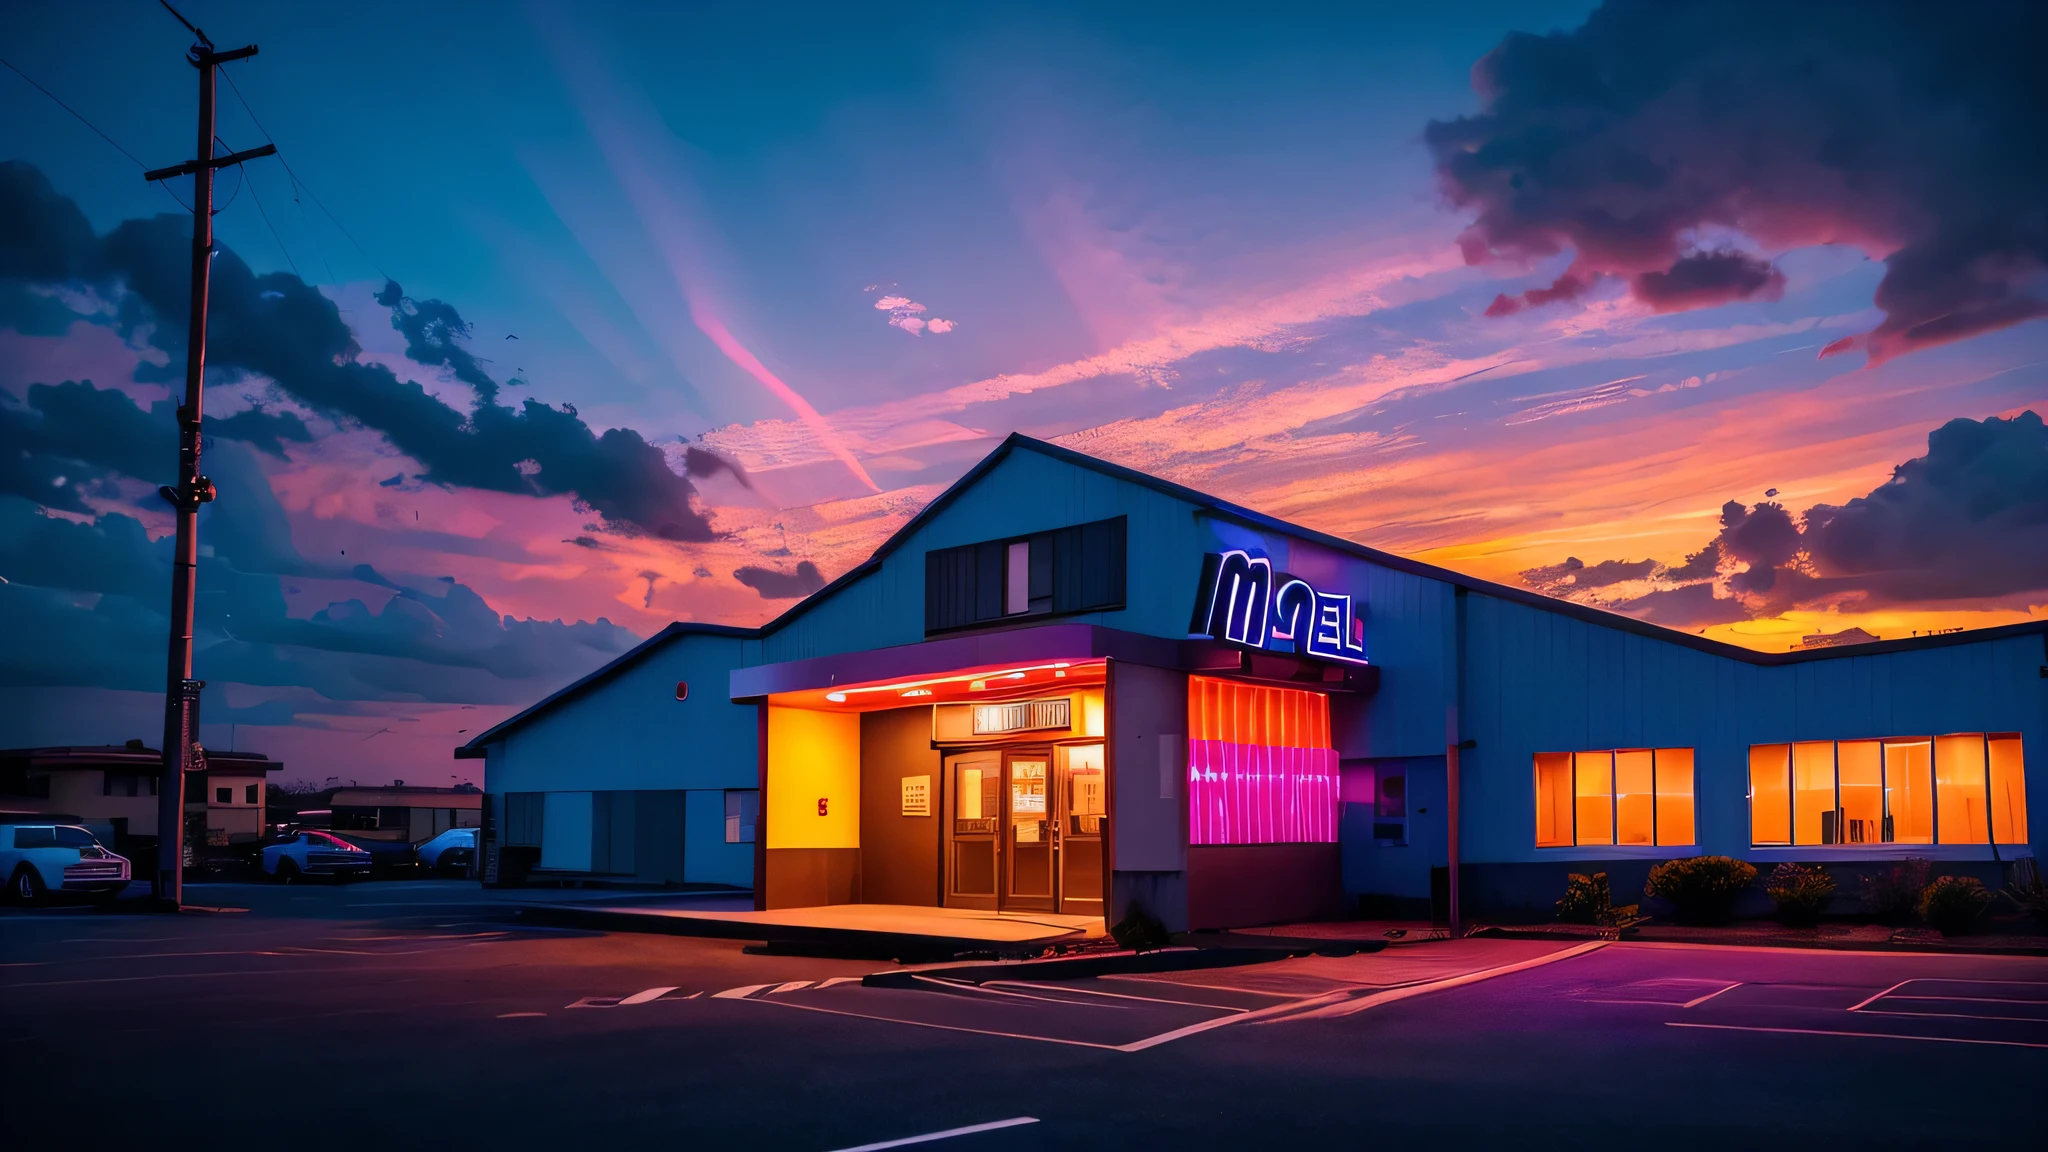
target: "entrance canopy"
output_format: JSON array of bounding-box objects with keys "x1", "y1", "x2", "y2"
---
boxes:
[{"x1": 730, "y1": 621, "x2": 1375, "y2": 703}]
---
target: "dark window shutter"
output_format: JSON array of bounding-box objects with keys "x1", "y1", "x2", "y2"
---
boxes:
[
  {"x1": 974, "y1": 540, "x2": 1005, "y2": 621},
  {"x1": 925, "y1": 516, "x2": 1127, "y2": 633}
]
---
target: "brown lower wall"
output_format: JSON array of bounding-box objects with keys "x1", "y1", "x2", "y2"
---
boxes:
[
  {"x1": 859, "y1": 707, "x2": 941, "y2": 906},
  {"x1": 764, "y1": 848, "x2": 860, "y2": 908},
  {"x1": 1186, "y1": 843, "x2": 1344, "y2": 930}
]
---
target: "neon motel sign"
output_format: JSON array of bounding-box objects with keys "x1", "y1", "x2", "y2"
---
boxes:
[{"x1": 1189, "y1": 549, "x2": 1368, "y2": 666}]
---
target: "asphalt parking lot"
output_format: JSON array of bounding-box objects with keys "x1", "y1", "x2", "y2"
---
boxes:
[{"x1": 5, "y1": 883, "x2": 2044, "y2": 1151}]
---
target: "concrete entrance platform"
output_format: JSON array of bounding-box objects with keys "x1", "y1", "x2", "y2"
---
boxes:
[{"x1": 517, "y1": 900, "x2": 1105, "y2": 959}]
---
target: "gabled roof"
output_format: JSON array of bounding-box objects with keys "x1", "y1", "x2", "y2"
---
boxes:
[
  {"x1": 456, "y1": 621, "x2": 755, "y2": 756},
  {"x1": 458, "y1": 434, "x2": 2048, "y2": 756}
]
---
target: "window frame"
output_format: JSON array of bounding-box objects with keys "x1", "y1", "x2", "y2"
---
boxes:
[
  {"x1": 1747, "y1": 732, "x2": 2022, "y2": 849},
  {"x1": 1534, "y1": 747, "x2": 1696, "y2": 849}
]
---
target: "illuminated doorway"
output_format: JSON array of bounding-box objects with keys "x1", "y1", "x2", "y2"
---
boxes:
[{"x1": 943, "y1": 742, "x2": 1104, "y2": 914}]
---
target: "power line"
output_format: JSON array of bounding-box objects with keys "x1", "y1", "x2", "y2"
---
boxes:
[
  {"x1": 218, "y1": 66, "x2": 393, "y2": 284},
  {"x1": 0, "y1": 55, "x2": 146, "y2": 169},
  {"x1": 241, "y1": 154, "x2": 300, "y2": 278}
]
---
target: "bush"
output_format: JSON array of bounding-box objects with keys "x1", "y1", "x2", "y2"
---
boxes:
[
  {"x1": 1557, "y1": 872, "x2": 1610, "y2": 924},
  {"x1": 1764, "y1": 862, "x2": 1836, "y2": 927},
  {"x1": 2003, "y1": 863, "x2": 2048, "y2": 927},
  {"x1": 1555, "y1": 872, "x2": 1638, "y2": 926},
  {"x1": 1860, "y1": 858, "x2": 1931, "y2": 923},
  {"x1": 1644, "y1": 856, "x2": 1757, "y2": 925},
  {"x1": 1109, "y1": 902, "x2": 1171, "y2": 952},
  {"x1": 1919, "y1": 876, "x2": 1994, "y2": 936}
]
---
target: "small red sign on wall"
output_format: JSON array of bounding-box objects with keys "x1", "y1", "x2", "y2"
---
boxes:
[{"x1": 817, "y1": 797, "x2": 829, "y2": 816}]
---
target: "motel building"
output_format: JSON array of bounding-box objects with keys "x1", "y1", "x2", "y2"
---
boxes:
[{"x1": 458, "y1": 435, "x2": 2041, "y2": 932}]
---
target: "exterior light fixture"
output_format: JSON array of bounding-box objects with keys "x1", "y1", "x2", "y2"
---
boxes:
[
  {"x1": 969, "y1": 680, "x2": 987, "y2": 691},
  {"x1": 826, "y1": 692, "x2": 847, "y2": 703},
  {"x1": 902, "y1": 688, "x2": 933, "y2": 698}
]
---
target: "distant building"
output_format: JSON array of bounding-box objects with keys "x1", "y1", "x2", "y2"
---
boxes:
[
  {"x1": 289, "y1": 785, "x2": 482, "y2": 842},
  {"x1": 0, "y1": 744, "x2": 282, "y2": 852},
  {"x1": 1793, "y1": 627, "x2": 1881, "y2": 650}
]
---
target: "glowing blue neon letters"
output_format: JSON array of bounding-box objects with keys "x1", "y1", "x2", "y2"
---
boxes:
[{"x1": 1189, "y1": 549, "x2": 1367, "y2": 665}]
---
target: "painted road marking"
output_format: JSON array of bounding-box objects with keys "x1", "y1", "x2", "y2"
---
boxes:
[
  {"x1": 911, "y1": 976, "x2": 1133, "y2": 1008},
  {"x1": 1683, "y1": 982, "x2": 1743, "y2": 1008},
  {"x1": 771, "y1": 980, "x2": 815, "y2": 994},
  {"x1": 1667, "y1": 1021, "x2": 2048, "y2": 1050},
  {"x1": 818, "y1": 977, "x2": 863, "y2": 989},
  {"x1": 1845, "y1": 980, "x2": 1914, "y2": 1012},
  {"x1": 729, "y1": 994, "x2": 1126, "y2": 1050},
  {"x1": 713, "y1": 983, "x2": 773, "y2": 1000},
  {"x1": 497, "y1": 1012, "x2": 547, "y2": 1019},
  {"x1": 826, "y1": 1116, "x2": 1040, "y2": 1152},
  {"x1": 1275, "y1": 940, "x2": 1612, "y2": 1024},
  {"x1": 984, "y1": 980, "x2": 1250, "y2": 1013},
  {"x1": 620, "y1": 986, "x2": 679, "y2": 1005}
]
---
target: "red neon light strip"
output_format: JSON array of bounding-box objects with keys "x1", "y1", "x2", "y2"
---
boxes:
[{"x1": 1186, "y1": 677, "x2": 1337, "y2": 845}]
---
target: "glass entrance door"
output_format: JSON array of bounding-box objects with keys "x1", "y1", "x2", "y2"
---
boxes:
[
  {"x1": 944, "y1": 751, "x2": 1000, "y2": 910},
  {"x1": 1004, "y1": 751, "x2": 1055, "y2": 912},
  {"x1": 1057, "y1": 744, "x2": 1106, "y2": 915}
]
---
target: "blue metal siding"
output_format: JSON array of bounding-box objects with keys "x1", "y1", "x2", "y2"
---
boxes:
[
  {"x1": 486, "y1": 633, "x2": 758, "y2": 796},
  {"x1": 752, "y1": 449, "x2": 1212, "y2": 665},
  {"x1": 1461, "y1": 594, "x2": 2044, "y2": 865}
]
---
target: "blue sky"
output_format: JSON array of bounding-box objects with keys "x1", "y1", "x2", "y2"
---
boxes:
[{"x1": 3, "y1": 0, "x2": 2043, "y2": 782}]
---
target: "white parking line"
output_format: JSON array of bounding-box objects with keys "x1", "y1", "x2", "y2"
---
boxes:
[
  {"x1": 983, "y1": 980, "x2": 1249, "y2": 1013},
  {"x1": 713, "y1": 983, "x2": 773, "y2": 999},
  {"x1": 1845, "y1": 980, "x2": 1913, "y2": 1012},
  {"x1": 619, "y1": 986, "x2": 678, "y2": 1005},
  {"x1": 913, "y1": 976, "x2": 1134, "y2": 1008},
  {"x1": 771, "y1": 980, "x2": 815, "y2": 994},
  {"x1": 1667, "y1": 1021, "x2": 2048, "y2": 1050},
  {"x1": 1682, "y1": 982, "x2": 1743, "y2": 1008},
  {"x1": 826, "y1": 1116, "x2": 1040, "y2": 1151},
  {"x1": 1274, "y1": 940, "x2": 1612, "y2": 1024}
]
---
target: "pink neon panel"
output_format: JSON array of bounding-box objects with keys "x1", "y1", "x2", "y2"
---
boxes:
[{"x1": 1187, "y1": 677, "x2": 1338, "y2": 845}]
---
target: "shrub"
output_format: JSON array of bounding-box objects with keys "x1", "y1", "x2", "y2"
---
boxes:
[
  {"x1": 1764, "y1": 862, "x2": 1836, "y2": 928},
  {"x1": 1860, "y1": 857, "x2": 1931, "y2": 923},
  {"x1": 2003, "y1": 864, "x2": 2048, "y2": 927},
  {"x1": 1644, "y1": 856, "x2": 1757, "y2": 925},
  {"x1": 1919, "y1": 876, "x2": 1994, "y2": 936},
  {"x1": 1109, "y1": 902, "x2": 1171, "y2": 952},
  {"x1": 1556, "y1": 872, "x2": 1638, "y2": 925}
]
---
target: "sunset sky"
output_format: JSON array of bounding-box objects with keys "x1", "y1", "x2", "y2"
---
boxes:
[{"x1": 3, "y1": 0, "x2": 2044, "y2": 785}]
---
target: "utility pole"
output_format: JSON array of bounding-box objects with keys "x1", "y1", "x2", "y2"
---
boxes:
[{"x1": 145, "y1": 4, "x2": 274, "y2": 909}]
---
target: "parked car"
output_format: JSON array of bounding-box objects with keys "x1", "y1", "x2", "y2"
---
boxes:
[
  {"x1": 261, "y1": 831, "x2": 371, "y2": 882},
  {"x1": 326, "y1": 831, "x2": 419, "y2": 878},
  {"x1": 415, "y1": 828, "x2": 477, "y2": 876},
  {"x1": 2, "y1": 824, "x2": 131, "y2": 904}
]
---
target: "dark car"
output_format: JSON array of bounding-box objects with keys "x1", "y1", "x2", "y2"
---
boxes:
[{"x1": 325, "y1": 831, "x2": 419, "y2": 878}]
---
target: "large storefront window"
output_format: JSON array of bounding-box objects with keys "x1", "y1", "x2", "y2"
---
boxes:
[
  {"x1": 1749, "y1": 734, "x2": 2026, "y2": 846},
  {"x1": 1535, "y1": 748, "x2": 1695, "y2": 848},
  {"x1": 1187, "y1": 677, "x2": 1337, "y2": 845}
]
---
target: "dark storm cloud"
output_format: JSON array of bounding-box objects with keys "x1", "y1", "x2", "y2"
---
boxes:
[
  {"x1": 682, "y1": 444, "x2": 753, "y2": 490},
  {"x1": 0, "y1": 161, "x2": 745, "y2": 541},
  {"x1": 1802, "y1": 410, "x2": 2048, "y2": 602},
  {"x1": 1524, "y1": 411, "x2": 2048, "y2": 625},
  {"x1": 734, "y1": 560, "x2": 825, "y2": 600},
  {"x1": 0, "y1": 490, "x2": 639, "y2": 701},
  {"x1": 374, "y1": 281, "x2": 499, "y2": 402},
  {"x1": 1428, "y1": 0, "x2": 2048, "y2": 360},
  {"x1": 1518, "y1": 555, "x2": 1655, "y2": 594}
]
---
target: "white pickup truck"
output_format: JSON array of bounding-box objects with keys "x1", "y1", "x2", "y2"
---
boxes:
[{"x1": 1, "y1": 824, "x2": 132, "y2": 903}]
